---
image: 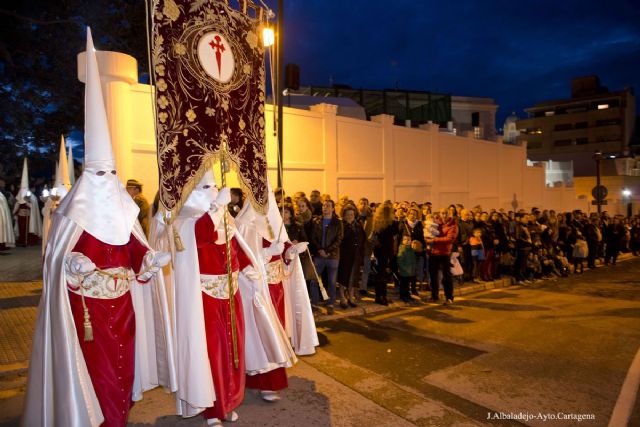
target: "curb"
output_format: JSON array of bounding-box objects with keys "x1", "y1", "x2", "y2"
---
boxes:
[{"x1": 315, "y1": 253, "x2": 639, "y2": 322}]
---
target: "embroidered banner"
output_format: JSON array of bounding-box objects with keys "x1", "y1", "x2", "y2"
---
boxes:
[{"x1": 153, "y1": 0, "x2": 268, "y2": 214}]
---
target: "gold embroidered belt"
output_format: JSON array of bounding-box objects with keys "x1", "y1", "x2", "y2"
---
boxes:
[
  {"x1": 68, "y1": 267, "x2": 133, "y2": 299},
  {"x1": 266, "y1": 260, "x2": 284, "y2": 284},
  {"x1": 200, "y1": 271, "x2": 239, "y2": 299}
]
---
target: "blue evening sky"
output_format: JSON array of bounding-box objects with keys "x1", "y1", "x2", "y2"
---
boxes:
[{"x1": 275, "y1": 0, "x2": 640, "y2": 128}]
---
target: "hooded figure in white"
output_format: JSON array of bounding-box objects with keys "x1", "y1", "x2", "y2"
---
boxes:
[
  {"x1": 13, "y1": 158, "x2": 42, "y2": 246},
  {"x1": 149, "y1": 170, "x2": 296, "y2": 424},
  {"x1": 68, "y1": 143, "x2": 76, "y2": 185},
  {"x1": 235, "y1": 185, "x2": 318, "y2": 400},
  {"x1": 0, "y1": 189, "x2": 15, "y2": 250},
  {"x1": 22, "y1": 28, "x2": 176, "y2": 427},
  {"x1": 42, "y1": 135, "x2": 72, "y2": 253}
]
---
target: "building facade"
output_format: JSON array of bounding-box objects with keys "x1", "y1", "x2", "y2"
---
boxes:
[
  {"x1": 79, "y1": 49, "x2": 585, "y2": 213},
  {"x1": 516, "y1": 76, "x2": 636, "y2": 176}
]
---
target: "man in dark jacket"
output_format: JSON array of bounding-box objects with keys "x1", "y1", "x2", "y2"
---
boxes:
[
  {"x1": 425, "y1": 213, "x2": 459, "y2": 305},
  {"x1": 457, "y1": 209, "x2": 474, "y2": 282},
  {"x1": 357, "y1": 198, "x2": 374, "y2": 296},
  {"x1": 514, "y1": 213, "x2": 532, "y2": 283},
  {"x1": 604, "y1": 216, "x2": 625, "y2": 265},
  {"x1": 309, "y1": 199, "x2": 343, "y2": 314}
]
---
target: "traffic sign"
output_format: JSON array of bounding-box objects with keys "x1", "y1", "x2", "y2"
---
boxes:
[
  {"x1": 591, "y1": 200, "x2": 608, "y2": 205},
  {"x1": 591, "y1": 185, "x2": 608, "y2": 201}
]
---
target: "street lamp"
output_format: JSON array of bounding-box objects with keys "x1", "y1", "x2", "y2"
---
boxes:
[
  {"x1": 262, "y1": 27, "x2": 274, "y2": 47},
  {"x1": 593, "y1": 150, "x2": 603, "y2": 215},
  {"x1": 622, "y1": 188, "x2": 632, "y2": 217}
]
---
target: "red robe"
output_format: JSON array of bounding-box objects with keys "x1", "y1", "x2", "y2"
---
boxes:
[
  {"x1": 15, "y1": 202, "x2": 36, "y2": 247},
  {"x1": 245, "y1": 239, "x2": 291, "y2": 392},
  {"x1": 67, "y1": 231, "x2": 148, "y2": 427},
  {"x1": 195, "y1": 213, "x2": 250, "y2": 420}
]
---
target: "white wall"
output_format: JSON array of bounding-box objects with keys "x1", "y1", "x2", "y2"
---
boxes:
[{"x1": 84, "y1": 50, "x2": 581, "y2": 212}]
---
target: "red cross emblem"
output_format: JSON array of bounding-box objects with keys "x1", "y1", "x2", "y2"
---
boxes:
[{"x1": 208, "y1": 35, "x2": 225, "y2": 77}]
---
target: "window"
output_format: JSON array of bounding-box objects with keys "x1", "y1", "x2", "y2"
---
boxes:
[
  {"x1": 554, "y1": 139, "x2": 572, "y2": 147},
  {"x1": 596, "y1": 119, "x2": 621, "y2": 127},
  {"x1": 575, "y1": 121, "x2": 588, "y2": 129},
  {"x1": 597, "y1": 104, "x2": 609, "y2": 110},
  {"x1": 545, "y1": 111, "x2": 555, "y2": 117},
  {"x1": 524, "y1": 127, "x2": 543, "y2": 135},
  {"x1": 597, "y1": 135, "x2": 621, "y2": 143},
  {"x1": 473, "y1": 126, "x2": 481, "y2": 139},
  {"x1": 575, "y1": 137, "x2": 589, "y2": 145},
  {"x1": 554, "y1": 123, "x2": 573, "y2": 131},
  {"x1": 527, "y1": 141, "x2": 543, "y2": 149}
]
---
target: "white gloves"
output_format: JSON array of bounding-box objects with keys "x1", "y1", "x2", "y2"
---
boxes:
[
  {"x1": 210, "y1": 187, "x2": 231, "y2": 212},
  {"x1": 262, "y1": 241, "x2": 285, "y2": 261},
  {"x1": 65, "y1": 252, "x2": 97, "y2": 278},
  {"x1": 241, "y1": 266, "x2": 261, "y2": 281},
  {"x1": 285, "y1": 242, "x2": 308, "y2": 260},
  {"x1": 139, "y1": 251, "x2": 171, "y2": 282}
]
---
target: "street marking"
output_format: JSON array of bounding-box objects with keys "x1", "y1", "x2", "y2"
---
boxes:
[{"x1": 608, "y1": 345, "x2": 640, "y2": 427}]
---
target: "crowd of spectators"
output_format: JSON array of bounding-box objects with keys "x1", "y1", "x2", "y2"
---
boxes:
[{"x1": 254, "y1": 188, "x2": 640, "y2": 315}]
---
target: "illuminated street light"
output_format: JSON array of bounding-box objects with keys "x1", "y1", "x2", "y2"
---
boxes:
[
  {"x1": 622, "y1": 188, "x2": 632, "y2": 198},
  {"x1": 262, "y1": 27, "x2": 275, "y2": 47}
]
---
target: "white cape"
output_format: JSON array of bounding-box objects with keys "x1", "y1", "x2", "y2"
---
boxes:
[
  {"x1": 15, "y1": 193, "x2": 43, "y2": 239},
  {"x1": 28, "y1": 193, "x2": 43, "y2": 237},
  {"x1": 235, "y1": 197, "x2": 318, "y2": 356},
  {"x1": 0, "y1": 192, "x2": 15, "y2": 247},
  {"x1": 41, "y1": 199, "x2": 56, "y2": 254},
  {"x1": 22, "y1": 214, "x2": 177, "y2": 427},
  {"x1": 149, "y1": 210, "x2": 296, "y2": 418}
]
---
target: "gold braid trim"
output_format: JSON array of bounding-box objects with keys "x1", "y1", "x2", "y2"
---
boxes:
[{"x1": 164, "y1": 151, "x2": 269, "y2": 219}]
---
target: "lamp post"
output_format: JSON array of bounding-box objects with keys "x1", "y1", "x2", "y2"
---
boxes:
[
  {"x1": 276, "y1": 0, "x2": 284, "y2": 189},
  {"x1": 622, "y1": 188, "x2": 632, "y2": 218},
  {"x1": 594, "y1": 150, "x2": 603, "y2": 215}
]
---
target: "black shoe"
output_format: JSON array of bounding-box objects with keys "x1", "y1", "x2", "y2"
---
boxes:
[
  {"x1": 326, "y1": 306, "x2": 335, "y2": 315},
  {"x1": 339, "y1": 301, "x2": 349, "y2": 309},
  {"x1": 348, "y1": 300, "x2": 358, "y2": 308},
  {"x1": 381, "y1": 297, "x2": 389, "y2": 306}
]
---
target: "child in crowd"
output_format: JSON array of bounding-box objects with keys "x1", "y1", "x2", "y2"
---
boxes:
[
  {"x1": 572, "y1": 234, "x2": 588, "y2": 274},
  {"x1": 525, "y1": 251, "x2": 542, "y2": 282},
  {"x1": 555, "y1": 250, "x2": 571, "y2": 277},
  {"x1": 423, "y1": 214, "x2": 439, "y2": 251},
  {"x1": 450, "y1": 246, "x2": 464, "y2": 285},
  {"x1": 397, "y1": 234, "x2": 417, "y2": 303},
  {"x1": 411, "y1": 239, "x2": 424, "y2": 294},
  {"x1": 469, "y1": 228, "x2": 484, "y2": 283},
  {"x1": 539, "y1": 248, "x2": 558, "y2": 277}
]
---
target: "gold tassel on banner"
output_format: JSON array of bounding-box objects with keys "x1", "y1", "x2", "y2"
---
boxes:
[{"x1": 173, "y1": 225, "x2": 185, "y2": 251}]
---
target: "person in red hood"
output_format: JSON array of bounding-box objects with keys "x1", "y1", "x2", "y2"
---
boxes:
[{"x1": 425, "y1": 212, "x2": 459, "y2": 305}]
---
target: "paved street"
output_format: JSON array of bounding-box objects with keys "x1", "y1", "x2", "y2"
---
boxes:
[{"x1": 1, "y1": 247, "x2": 640, "y2": 426}]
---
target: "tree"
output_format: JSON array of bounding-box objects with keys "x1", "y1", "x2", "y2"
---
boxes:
[{"x1": 0, "y1": 0, "x2": 148, "y2": 188}]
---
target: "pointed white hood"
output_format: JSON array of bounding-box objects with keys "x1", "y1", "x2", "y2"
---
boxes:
[
  {"x1": 178, "y1": 170, "x2": 217, "y2": 220},
  {"x1": 53, "y1": 135, "x2": 71, "y2": 199},
  {"x1": 67, "y1": 144, "x2": 75, "y2": 185},
  {"x1": 55, "y1": 27, "x2": 138, "y2": 245},
  {"x1": 255, "y1": 183, "x2": 289, "y2": 244},
  {"x1": 16, "y1": 158, "x2": 30, "y2": 204}
]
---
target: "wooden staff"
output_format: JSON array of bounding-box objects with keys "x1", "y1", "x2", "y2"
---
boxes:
[{"x1": 220, "y1": 144, "x2": 239, "y2": 369}]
